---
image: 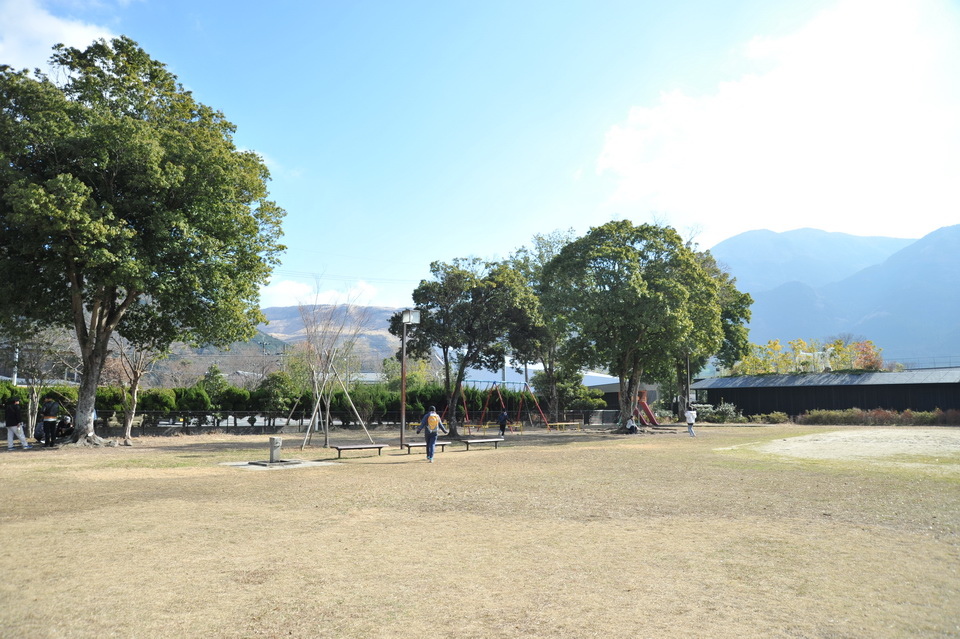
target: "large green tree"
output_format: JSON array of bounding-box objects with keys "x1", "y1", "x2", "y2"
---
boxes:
[
  {"x1": 509, "y1": 229, "x2": 576, "y2": 420},
  {"x1": 389, "y1": 258, "x2": 541, "y2": 437},
  {"x1": 543, "y1": 221, "x2": 725, "y2": 420},
  {"x1": 661, "y1": 249, "x2": 753, "y2": 414},
  {"x1": 0, "y1": 38, "x2": 285, "y2": 444}
]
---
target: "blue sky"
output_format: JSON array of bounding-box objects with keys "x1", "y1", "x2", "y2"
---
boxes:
[{"x1": 3, "y1": 0, "x2": 959, "y2": 310}]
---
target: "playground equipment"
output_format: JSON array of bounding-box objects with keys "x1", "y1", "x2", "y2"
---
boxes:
[
  {"x1": 634, "y1": 399, "x2": 660, "y2": 426},
  {"x1": 450, "y1": 381, "x2": 550, "y2": 435},
  {"x1": 301, "y1": 363, "x2": 380, "y2": 451}
]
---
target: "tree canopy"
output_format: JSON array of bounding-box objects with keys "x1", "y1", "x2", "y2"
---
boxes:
[
  {"x1": 0, "y1": 37, "x2": 285, "y2": 442},
  {"x1": 389, "y1": 258, "x2": 541, "y2": 436},
  {"x1": 543, "y1": 221, "x2": 726, "y2": 419}
]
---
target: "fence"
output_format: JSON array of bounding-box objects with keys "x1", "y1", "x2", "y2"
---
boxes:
[{"x1": 90, "y1": 408, "x2": 625, "y2": 437}]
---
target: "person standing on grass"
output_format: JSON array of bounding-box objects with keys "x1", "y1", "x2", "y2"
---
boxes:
[
  {"x1": 416, "y1": 406, "x2": 448, "y2": 463},
  {"x1": 5, "y1": 397, "x2": 31, "y2": 450},
  {"x1": 684, "y1": 404, "x2": 697, "y2": 437},
  {"x1": 497, "y1": 410, "x2": 511, "y2": 437},
  {"x1": 41, "y1": 396, "x2": 59, "y2": 447}
]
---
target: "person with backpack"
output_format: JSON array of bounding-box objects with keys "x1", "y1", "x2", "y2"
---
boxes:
[
  {"x1": 5, "y1": 397, "x2": 31, "y2": 450},
  {"x1": 416, "y1": 406, "x2": 448, "y2": 463}
]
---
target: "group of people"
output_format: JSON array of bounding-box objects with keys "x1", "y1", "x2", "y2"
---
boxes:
[
  {"x1": 5, "y1": 396, "x2": 73, "y2": 450},
  {"x1": 625, "y1": 405, "x2": 698, "y2": 437}
]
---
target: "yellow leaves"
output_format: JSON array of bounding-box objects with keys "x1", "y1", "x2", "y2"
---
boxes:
[{"x1": 733, "y1": 337, "x2": 887, "y2": 374}]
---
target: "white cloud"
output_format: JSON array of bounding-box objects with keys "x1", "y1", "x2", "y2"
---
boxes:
[
  {"x1": 259, "y1": 279, "x2": 380, "y2": 309},
  {"x1": 598, "y1": 0, "x2": 960, "y2": 246},
  {"x1": 258, "y1": 280, "x2": 314, "y2": 308},
  {"x1": 0, "y1": 0, "x2": 114, "y2": 73}
]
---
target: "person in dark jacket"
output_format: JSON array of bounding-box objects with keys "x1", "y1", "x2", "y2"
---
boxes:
[
  {"x1": 497, "y1": 410, "x2": 511, "y2": 437},
  {"x1": 5, "y1": 398, "x2": 30, "y2": 450},
  {"x1": 40, "y1": 396, "x2": 59, "y2": 447}
]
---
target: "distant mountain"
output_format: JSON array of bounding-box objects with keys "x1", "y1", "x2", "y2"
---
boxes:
[
  {"x1": 253, "y1": 226, "x2": 960, "y2": 372},
  {"x1": 710, "y1": 228, "x2": 913, "y2": 293},
  {"x1": 744, "y1": 225, "x2": 960, "y2": 359},
  {"x1": 258, "y1": 305, "x2": 400, "y2": 370}
]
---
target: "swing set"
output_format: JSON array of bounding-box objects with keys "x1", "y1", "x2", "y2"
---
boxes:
[{"x1": 439, "y1": 381, "x2": 551, "y2": 435}]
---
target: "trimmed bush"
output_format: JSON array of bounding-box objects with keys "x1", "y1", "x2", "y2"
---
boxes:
[
  {"x1": 749, "y1": 411, "x2": 790, "y2": 424},
  {"x1": 796, "y1": 407, "x2": 960, "y2": 426}
]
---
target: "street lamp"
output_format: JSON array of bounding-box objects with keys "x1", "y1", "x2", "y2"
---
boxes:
[{"x1": 400, "y1": 309, "x2": 421, "y2": 447}]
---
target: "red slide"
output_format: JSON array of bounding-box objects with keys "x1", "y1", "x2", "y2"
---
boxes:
[{"x1": 640, "y1": 401, "x2": 659, "y2": 426}]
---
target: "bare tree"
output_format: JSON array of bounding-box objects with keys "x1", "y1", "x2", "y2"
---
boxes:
[
  {"x1": 111, "y1": 334, "x2": 168, "y2": 445},
  {"x1": 298, "y1": 292, "x2": 370, "y2": 448},
  {"x1": 16, "y1": 328, "x2": 77, "y2": 434}
]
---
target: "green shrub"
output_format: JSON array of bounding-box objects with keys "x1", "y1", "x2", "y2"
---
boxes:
[
  {"x1": 139, "y1": 388, "x2": 176, "y2": 413},
  {"x1": 796, "y1": 407, "x2": 960, "y2": 426},
  {"x1": 96, "y1": 386, "x2": 128, "y2": 414},
  {"x1": 174, "y1": 386, "x2": 212, "y2": 412},
  {"x1": 697, "y1": 401, "x2": 741, "y2": 423}
]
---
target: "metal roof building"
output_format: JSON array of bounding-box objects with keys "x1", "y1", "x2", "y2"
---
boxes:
[{"x1": 691, "y1": 368, "x2": 960, "y2": 416}]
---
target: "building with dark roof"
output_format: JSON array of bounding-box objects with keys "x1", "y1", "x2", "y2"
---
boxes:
[{"x1": 691, "y1": 368, "x2": 960, "y2": 416}]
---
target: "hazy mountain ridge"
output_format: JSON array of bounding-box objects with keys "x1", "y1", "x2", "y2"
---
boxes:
[
  {"x1": 254, "y1": 225, "x2": 960, "y2": 367},
  {"x1": 734, "y1": 225, "x2": 960, "y2": 359},
  {"x1": 710, "y1": 228, "x2": 914, "y2": 292}
]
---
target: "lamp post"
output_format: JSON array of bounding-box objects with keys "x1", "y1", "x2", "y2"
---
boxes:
[{"x1": 400, "y1": 309, "x2": 421, "y2": 447}]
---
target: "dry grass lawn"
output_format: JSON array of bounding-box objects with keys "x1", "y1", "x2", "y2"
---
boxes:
[{"x1": 1, "y1": 425, "x2": 958, "y2": 638}]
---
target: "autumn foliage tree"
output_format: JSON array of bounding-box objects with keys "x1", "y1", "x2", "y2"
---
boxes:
[{"x1": 731, "y1": 337, "x2": 884, "y2": 374}]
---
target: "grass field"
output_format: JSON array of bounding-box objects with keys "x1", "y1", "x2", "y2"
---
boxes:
[{"x1": 1, "y1": 425, "x2": 958, "y2": 638}]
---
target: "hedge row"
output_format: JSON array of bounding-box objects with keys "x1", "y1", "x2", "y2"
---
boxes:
[{"x1": 0, "y1": 381, "x2": 545, "y2": 426}]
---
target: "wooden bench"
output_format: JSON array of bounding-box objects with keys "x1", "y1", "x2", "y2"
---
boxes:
[
  {"x1": 462, "y1": 437, "x2": 505, "y2": 451},
  {"x1": 402, "y1": 441, "x2": 450, "y2": 454},
  {"x1": 548, "y1": 421, "x2": 583, "y2": 431},
  {"x1": 331, "y1": 444, "x2": 389, "y2": 459}
]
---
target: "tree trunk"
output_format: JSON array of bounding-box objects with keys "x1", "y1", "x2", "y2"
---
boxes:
[
  {"x1": 618, "y1": 366, "x2": 644, "y2": 430},
  {"x1": 73, "y1": 369, "x2": 108, "y2": 445},
  {"x1": 443, "y1": 388, "x2": 461, "y2": 438},
  {"x1": 122, "y1": 374, "x2": 142, "y2": 446}
]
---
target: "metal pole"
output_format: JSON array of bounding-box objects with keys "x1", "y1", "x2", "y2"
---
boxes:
[{"x1": 400, "y1": 321, "x2": 407, "y2": 448}]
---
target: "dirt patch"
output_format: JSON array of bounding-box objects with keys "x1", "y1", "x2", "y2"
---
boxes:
[{"x1": 752, "y1": 427, "x2": 960, "y2": 467}]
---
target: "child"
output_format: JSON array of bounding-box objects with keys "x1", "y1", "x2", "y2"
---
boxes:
[{"x1": 684, "y1": 405, "x2": 697, "y2": 437}]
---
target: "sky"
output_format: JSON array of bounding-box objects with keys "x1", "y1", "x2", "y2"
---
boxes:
[{"x1": 3, "y1": 0, "x2": 959, "y2": 310}]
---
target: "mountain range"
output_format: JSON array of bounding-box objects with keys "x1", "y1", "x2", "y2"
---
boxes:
[
  {"x1": 710, "y1": 225, "x2": 960, "y2": 361},
  {"x1": 257, "y1": 224, "x2": 960, "y2": 369}
]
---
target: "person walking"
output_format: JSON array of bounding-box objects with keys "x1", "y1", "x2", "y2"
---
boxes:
[
  {"x1": 684, "y1": 404, "x2": 697, "y2": 437},
  {"x1": 497, "y1": 410, "x2": 511, "y2": 437},
  {"x1": 416, "y1": 406, "x2": 448, "y2": 463},
  {"x1": 5, "y1": 398, "x2": 31, "y2": 450},
  {"x1": 40, "y1": 396, "x2": 59, "y2": 447}
]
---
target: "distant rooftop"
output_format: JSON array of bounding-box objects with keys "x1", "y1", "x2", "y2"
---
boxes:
[{"x1": 693, "y1": 368, "x2": 960, "y2": 390}]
